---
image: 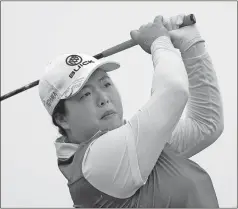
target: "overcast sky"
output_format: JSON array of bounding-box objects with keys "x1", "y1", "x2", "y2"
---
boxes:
[{"x1": 1, "y1": 1, "x2": 237, "y2": 208}]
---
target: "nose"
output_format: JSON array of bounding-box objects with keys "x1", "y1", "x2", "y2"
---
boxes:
[{"x1": 97, "y1": 91, "x2": 110, "y2": 107}]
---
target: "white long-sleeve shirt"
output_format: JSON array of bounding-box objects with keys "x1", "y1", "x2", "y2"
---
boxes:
[
  {"x1": 80, "y1": 36, "x2": 189, "y2": 198},
  {"x1": 167, "y1": 42, "x2": 224, "y2": 158},
  {"x1": 55, "y1": 35, "x2": 223, "y2": 202}
]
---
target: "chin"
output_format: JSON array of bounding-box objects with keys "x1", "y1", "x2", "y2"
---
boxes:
[{"x1": 101, "y1": 118, "x2": 123, "y2": 132}]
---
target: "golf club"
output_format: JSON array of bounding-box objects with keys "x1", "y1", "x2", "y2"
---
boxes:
[{"x1": 0, "y1": 14, "x2": 196, "y2": 102}]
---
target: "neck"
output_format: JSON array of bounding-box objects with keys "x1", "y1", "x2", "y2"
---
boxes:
[
  {"x1": 65, "y1": 119, "x2": 126, "y2": 144},
  {"x1": 65, "y1": 129, "x2": 101, "y2": 144}
]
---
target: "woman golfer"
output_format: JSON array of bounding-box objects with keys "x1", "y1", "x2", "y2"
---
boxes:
[{"x1": 38, "y1": 14, "x2": 223, "y2": 208}]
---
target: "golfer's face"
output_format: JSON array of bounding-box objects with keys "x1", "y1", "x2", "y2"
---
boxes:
[{"x1": 65, "y1": 69, "x2": 123, "y2": 142}]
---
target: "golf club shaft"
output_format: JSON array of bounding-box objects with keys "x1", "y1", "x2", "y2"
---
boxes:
[{"x1": 0, "y1": 14, "x2": 196, "y2": 102}]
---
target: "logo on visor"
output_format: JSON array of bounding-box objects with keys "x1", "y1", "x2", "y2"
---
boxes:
[{"x1": 66, "y1": 55, "x2": 83, "y2": 66}]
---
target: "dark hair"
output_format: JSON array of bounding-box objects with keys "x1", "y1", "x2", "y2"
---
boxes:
[{"x1": 52, "y1": 99, "x2": 67, "y2": 136}]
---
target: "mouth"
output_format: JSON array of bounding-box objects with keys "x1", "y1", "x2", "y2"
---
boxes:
[{"x1": 101, "y1": 110, "x2": 117, "y2": 120}]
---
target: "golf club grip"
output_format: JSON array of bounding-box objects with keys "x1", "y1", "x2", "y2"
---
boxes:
[
  {"x1": 0, "y1": 14, "x2": 196, "y2": 102},
  {"x1": 100, "y1": 14, "x2": 196, "y2": 58}
]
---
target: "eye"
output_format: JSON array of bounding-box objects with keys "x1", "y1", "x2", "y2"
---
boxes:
[
  {"x1": 104, "y1": 82, "x2": 112, "y2": 88},
  {"x1": 80, "y1": 92, "x2": 91, "y2": 100}
]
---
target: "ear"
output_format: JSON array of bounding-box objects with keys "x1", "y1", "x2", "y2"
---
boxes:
[{"x1": 54, "y1": 113, "x2": 70, "y2": 130}]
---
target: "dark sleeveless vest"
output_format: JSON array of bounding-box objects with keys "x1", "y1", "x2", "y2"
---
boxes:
[{"x1": 58, "y1": 138, "x2": 219, "y2": 208}]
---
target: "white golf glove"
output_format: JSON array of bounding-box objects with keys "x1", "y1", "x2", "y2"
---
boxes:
[{"x1": 162, "y1": 14, "x2": 204, "y2": 53}]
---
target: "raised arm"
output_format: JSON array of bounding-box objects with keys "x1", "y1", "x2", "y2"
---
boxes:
[
  {"x1": 81, "y1": 16, "x2": 189, "y2": 198},
  {"x1": 163, "y1": 16, "x2": 224, "y2": 158}
]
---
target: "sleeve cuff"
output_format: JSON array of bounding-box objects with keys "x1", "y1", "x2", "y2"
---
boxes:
[
  {"x1": 151, "y1": 36, "x2": 175, "y2": 53},
  {"x1": 151, "y1": 36, "x2": 180, "y2": 68},
  {"x1": 181, "y1": 41, "x2": 206, "y2": 60},
  {"x1": 180, "y1": 36, "x2": 205, "y2": 53}
]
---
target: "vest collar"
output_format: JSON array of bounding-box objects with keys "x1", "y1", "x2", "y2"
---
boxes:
[
  {"x1": 54, "y1": 130, "x2": 106, "y2": 159},
  {"x1": 54, "y1": 120, "x2": 127, "y2": 159}
]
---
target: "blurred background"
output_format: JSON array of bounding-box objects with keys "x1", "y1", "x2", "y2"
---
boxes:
[{"x1": 1, "y1": 1, "x2": 237, "y2": 207}]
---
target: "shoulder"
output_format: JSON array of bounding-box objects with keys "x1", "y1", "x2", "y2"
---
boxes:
[
  {"x1": 56, "y1": 130, "x2": 109, "y2": 184},
  {"x1": 58, "y1": 141, "x2": 90, "y2": 184}
]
